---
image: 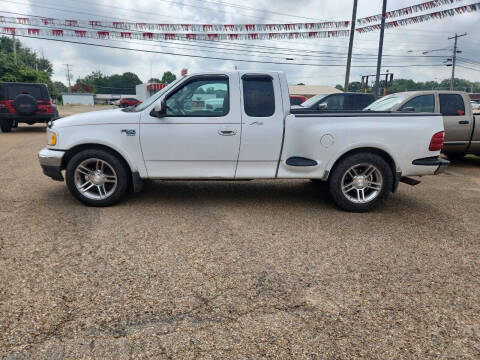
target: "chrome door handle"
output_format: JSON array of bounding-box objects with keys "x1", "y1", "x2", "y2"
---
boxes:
[
  {"x1": 218, "y1": 129, "x2": 236, "y2": 136},
  {"x1": 458, "y1": 120, "x2": 469, "y2": 124},
  {"x1": 250, "y1": 121, "x2": 264, "y2": 125}
]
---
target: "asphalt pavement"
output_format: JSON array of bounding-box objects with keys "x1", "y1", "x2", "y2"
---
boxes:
[{"x1": 1, "y1": 125, "x2": 479, "y2": 359}]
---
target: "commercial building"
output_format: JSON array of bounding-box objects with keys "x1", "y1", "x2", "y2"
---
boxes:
[{"x1": 62, "y1": 93, "x2": 94, "y2": 106}]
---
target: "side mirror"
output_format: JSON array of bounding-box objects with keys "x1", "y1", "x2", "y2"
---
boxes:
[
  {"x1": 151, "y1": 100, "x2": 166, "y2": 118},
  {"x1": 401, "y1": 106, "x2": 415, "y2": 112},
  {"x1": 318, "y1": 103, "x2": 328, "y2": 110}
]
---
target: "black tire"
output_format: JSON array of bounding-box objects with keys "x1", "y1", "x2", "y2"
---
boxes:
[
  {"x1": 328, "y1": 152, "x2": 393, "y2": 212},
  {"x1": 0, "y1": 120, "x2": 13, "y2": 133},
  {"x1": 13, "y1": 94, "x2": 37, "y2": 115},
  {"x1": 66, "y1": 149, "x2": 130, "y2": 207}
]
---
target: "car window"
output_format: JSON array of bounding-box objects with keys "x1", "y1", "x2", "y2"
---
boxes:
[
  {"x1": 7, "y1": 84, "x2": 44, "y2": 100},
  {"x1": 166, "y1": 77, "x2": 229, "y2": 117},
  {"x1": 364, "y1": 93, "x2": 410, "y2": 111},
  {"x1": 298, "y1": 93, "x2": 327, "y2": 108},
  {"x1": 348, "y1": 94, "x2": 373, "y2": 110},
  {"x1": 243, "y1": 76, "x2": 275, "y2": 117},
  {"x1": 400, "y1": 95, "x2": 434, "y2": 112},
  {"x1": 290, "y1": 97, "x2": 303, "y2": 106},
  {"x1": 322, "y1": 94, "x2": 344, "y2": 110},
  {"x1": 439, "y1": 94, "x2": 466, "y2": 116}
]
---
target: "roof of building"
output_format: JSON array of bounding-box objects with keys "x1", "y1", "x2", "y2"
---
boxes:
[{"x1": 288, "y1": 85, "x2": 342, "y2": 96}]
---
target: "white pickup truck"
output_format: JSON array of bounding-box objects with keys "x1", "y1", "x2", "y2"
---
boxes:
[{"x1": 38, "y1": 71, "x2": 448, "y2": 212}]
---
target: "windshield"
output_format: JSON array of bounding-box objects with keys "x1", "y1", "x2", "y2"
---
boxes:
[
  {"x1": 364, "y1": 93, "x2": 410, "y2": 111},
  {"x1": 298, "y1": 93, "x2": 327, "y2": 108},
  {"x1": 133, "y1": 78, "x2": 183, "y2": 112}
]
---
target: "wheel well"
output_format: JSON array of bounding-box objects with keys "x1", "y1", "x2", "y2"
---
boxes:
[
  {"x1": 61, "y1": 144, "x2": 132, "y2": 179},
  {"x1": 329, "y1": 147, "x2": 397, "y2": 182}
]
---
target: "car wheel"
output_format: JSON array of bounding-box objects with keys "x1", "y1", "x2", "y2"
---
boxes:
[
  {"x1": 66, "y1": 149, "x2": 129, "y2": 206},
  {"x1": 0, "y1": 120, "x2": 13, "y2": 133},
  {"x1": 328, "y1": 153, "x2": 393, "y2": 212}
]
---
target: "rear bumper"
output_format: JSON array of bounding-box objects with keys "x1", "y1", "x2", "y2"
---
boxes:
[
  {"x1": 412, "y1": 156, "x2": 450, "y2": 175},
  {"x1": 0, "y1": 113, "x2": 55, "y2": 123},
  {"x1": 38, "y1": 148, "x2": 65, "y2": 181}
]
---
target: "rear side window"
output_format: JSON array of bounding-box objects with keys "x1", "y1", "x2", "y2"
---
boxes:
[
  {"x1": 400, "y1": 95, "x2": 434, "y2": 112},
  {"x1": 7, "y1": 84, "x2": 44, "y2": 100},
  {"x1": 348, "y1": 94, "x2": 374, "y2": 110},
  {"x1": 242, "y1": 76, "x2": 275, "y2": 117},
  {"x1": 439, "y1": 94, "x2": 465, "y2": 116}
]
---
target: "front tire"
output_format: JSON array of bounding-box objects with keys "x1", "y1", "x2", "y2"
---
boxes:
[
  {"x1": 66, "y1": 149, "x2": 129, "y2": 206},
  {"x1": 328, "y1": 153, "x2": 393, "y2": 212},
  {"x1": 0, "y1": 120, "x2": 13, "y2": 133}
]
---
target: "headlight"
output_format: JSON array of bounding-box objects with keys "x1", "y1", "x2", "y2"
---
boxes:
[{"x1": 47, "y1": 130, "x2": 57, "y2": 146}]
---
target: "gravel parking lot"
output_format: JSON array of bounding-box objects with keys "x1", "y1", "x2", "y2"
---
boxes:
[{"x1": 1, "y1": 123, "x2": 479, "y2": 359}]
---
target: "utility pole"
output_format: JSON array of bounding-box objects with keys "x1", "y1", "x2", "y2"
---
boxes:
[
  {"x1": 448, "y1": 32, "x2": 467, "y2": 91},
  {"x1": 64, "y1": 64, "x2": 73, "y2": 92},
  {"x1": 374, "y1": 0, "x2": 387, "y2": 99},
  {"x1": 12, "y1": 33, "x2": 17, "y2": 65},
  {"x1": 344, "y1": 0, "x2": 358, "y2": 92}
]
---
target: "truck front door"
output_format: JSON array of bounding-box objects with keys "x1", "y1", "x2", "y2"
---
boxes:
[{"x1": 140, "y1": 74, "x2": 241, "y2": 178}]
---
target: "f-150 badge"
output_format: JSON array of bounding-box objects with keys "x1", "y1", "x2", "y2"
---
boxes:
[{"x1": 121, "y1": 129, "x2": 136, "y2": 136}]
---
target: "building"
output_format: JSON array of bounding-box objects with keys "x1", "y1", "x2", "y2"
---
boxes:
[
  {"x1": 288, "y1": 85, "x2": 342, "y2": 98},
  {"x1": 94, "y1": 94, "x2": 136, "y2": 105},
  {"x1": 62, "y1": 93, "x2": 94, "y2": 106},
  {"x1": 136, "y1": 83, "x2": 168, "y2": 102}
]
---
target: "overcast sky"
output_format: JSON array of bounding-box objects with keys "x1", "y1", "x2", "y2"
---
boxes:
[{"x1": 1, "y1": 0, "x2": 479, "y2": 89}]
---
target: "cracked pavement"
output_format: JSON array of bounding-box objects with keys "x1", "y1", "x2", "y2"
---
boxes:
[{"x1": 0, "y1": 124, "x2": 479, "y2": 359}]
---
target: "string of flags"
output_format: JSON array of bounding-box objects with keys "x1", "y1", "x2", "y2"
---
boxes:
[
  {"x1": 0, "y1": 1, "x2": 478, "y2": 41},
  {"x1": 0, "y1": 0, "x2": 473, "y2": 33}
]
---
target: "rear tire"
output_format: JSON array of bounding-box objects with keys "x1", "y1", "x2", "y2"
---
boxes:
[
  {"x1": 66, "y1": 149, "x2": 129, "y2": 206},
  {"x1": 328, "y1": 152, "x2": 393, "y2": 212},
  {"x1": 0, "y1": 120, "x2": 12, "y2": 133}
]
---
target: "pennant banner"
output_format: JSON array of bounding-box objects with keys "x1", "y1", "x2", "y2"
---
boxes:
[
  {"x1": 357, "y1": 2, "x2": 479, "y2": 32},
  {"x1": 357, "y1": 0, "x2": 465, "y2": 24},
  {"x1": 0, "y1": 27, "x2": 350, "y2": 40},
  {"x1": 0, "y1": 15, "x2": 349, "y2": 32},
  {"x1": 0, "y1": 0, "x2": 472, "y2": 33}
]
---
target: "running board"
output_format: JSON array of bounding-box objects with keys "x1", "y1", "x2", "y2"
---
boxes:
[{"x1": 400, "y1": 177, "x2": 421, "y2": 186}]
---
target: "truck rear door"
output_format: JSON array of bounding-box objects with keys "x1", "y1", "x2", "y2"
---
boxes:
[
  {"x1": 235, "y1": 73, "x2": 285, "y2": 178},
  {"x1": 440, "y1": 93, "x2": 473, "y2": 153}
]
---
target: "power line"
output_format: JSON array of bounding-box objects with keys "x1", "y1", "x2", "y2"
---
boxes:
[{"x1": 13, "y1": 33, "x2": 447, "y2": 69}]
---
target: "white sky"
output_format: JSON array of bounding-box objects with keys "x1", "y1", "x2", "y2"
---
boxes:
[{"x1": 1, "y1": 0, "x2": 479, "y2": 87}]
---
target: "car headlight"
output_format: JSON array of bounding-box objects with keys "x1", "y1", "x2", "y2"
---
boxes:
[{"x1": 47, "y1": 130, "x2": 57, "y2": 146}]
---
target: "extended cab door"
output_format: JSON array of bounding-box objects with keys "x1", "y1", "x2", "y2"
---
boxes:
[
  {"x1": 140, "y1": 74, "x2": 241, "y2": 178},
  {"x1": 235, "y1": 74, "x2": 285, "y2": 178},
  {"x1": 439, "y1": 93, "x2": 473, "y2": 153}
]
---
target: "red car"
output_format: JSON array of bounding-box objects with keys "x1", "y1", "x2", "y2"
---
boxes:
[
  {"x1": 289, "y1": 95, "x2": 307, "y2": 106},
  {"x1": 119, "y1": 98, "x2": 141, "y2": 108}
]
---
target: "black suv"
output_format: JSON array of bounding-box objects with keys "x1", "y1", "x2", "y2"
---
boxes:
[
  {"x1": 291, "y1": 92, "x2": 375, "y2": 112},
  {"x1": 0, "y1": 82, "x2": 58, "y2": 132}
]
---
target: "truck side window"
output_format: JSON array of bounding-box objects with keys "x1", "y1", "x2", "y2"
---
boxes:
[
  {"x1": 400, "y1": 95, "x2": 434, "y2": 112},
  {"x1": 165, "y1": 77, "x2": 229, "y2": 117},
  {"x1": 242, "y1": 76, "x2": 275, "y2": 117},
  {"x1": 322, "y1": 94, "x2": 344, "y2": 110},
  {"x1": 439, "y1": 94, "x2": 465, "y2": 116}
]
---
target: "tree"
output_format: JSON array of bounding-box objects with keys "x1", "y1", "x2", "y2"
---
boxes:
[
  {"x1": 161, "y1": 71, "x2": 176, "y2": 84},
  {"x1": 72, "y1": 81, "x2": 94, "y2": 93},
  {"x1": 76, "y1": 71, "x2": 142, "y2": 94},
  {"x1": 335, "y1": 84, "x2": 344, "y2": 91},
  {"x1": 148, "y1": 77, "x2": 162, "y2": 83}
]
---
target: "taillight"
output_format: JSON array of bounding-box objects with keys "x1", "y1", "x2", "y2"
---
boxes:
[
  {"x1": 37, "y1": 100, "x2": 52, "y2": 105},
  {"x1": 429, "y1": 131, "x2": 445, "y2": 151}
]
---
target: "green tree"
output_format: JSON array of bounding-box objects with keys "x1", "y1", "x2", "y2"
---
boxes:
[
  {"x1": 161, "y1": 71, "x2": 176, "y2": 84},
  {"x1": 148, "y1": 77, "x2": 162, "y2": 83}
]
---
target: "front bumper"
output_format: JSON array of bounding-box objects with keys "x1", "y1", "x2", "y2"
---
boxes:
[
  {"x1": 412, "y1": 156, "x2": 450, "y2": 175},
  {"x1": 38, "y1": 148, "x2": 65, "y2": 181}
]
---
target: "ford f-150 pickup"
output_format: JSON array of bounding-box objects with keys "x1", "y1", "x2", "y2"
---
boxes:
[{"x1": 38, "y1": 71, "x2": 448, "y2": 212}]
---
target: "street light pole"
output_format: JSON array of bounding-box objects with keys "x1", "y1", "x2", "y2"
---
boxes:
[
  {"x1": 374, "y1": 0, "x2": 387, "y2": 99},
  {"x1": 344, "y1": 0, "x2": 358, "y2": 92}
]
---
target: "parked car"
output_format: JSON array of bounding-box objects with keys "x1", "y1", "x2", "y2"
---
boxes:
[
  {"x1": 119, "y1": 98, "x2": 141, "y2": 108},
  {"x1": 289, "y1": 95, "x2": 307, "y2": 106},
  {"x1": 0, "y1": 82, "x2": 56, "y2": 132},
  {"x1": 291, "y1": 92, "x2": 375, "y2": 112},
  {"x1": 38, "y1": 71, "x2": 447, "y2": 212},
  {"x1": 364, "y1": 91, "x2": 480, "y2": 158}
]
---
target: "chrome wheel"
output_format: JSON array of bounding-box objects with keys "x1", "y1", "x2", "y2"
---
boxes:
[
  {"x1": 74, "y1": 158, "x2": 117, "y2": 200},
  {"x1": 341, "y1": 163, "x2": 383, "y2": 204}
]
